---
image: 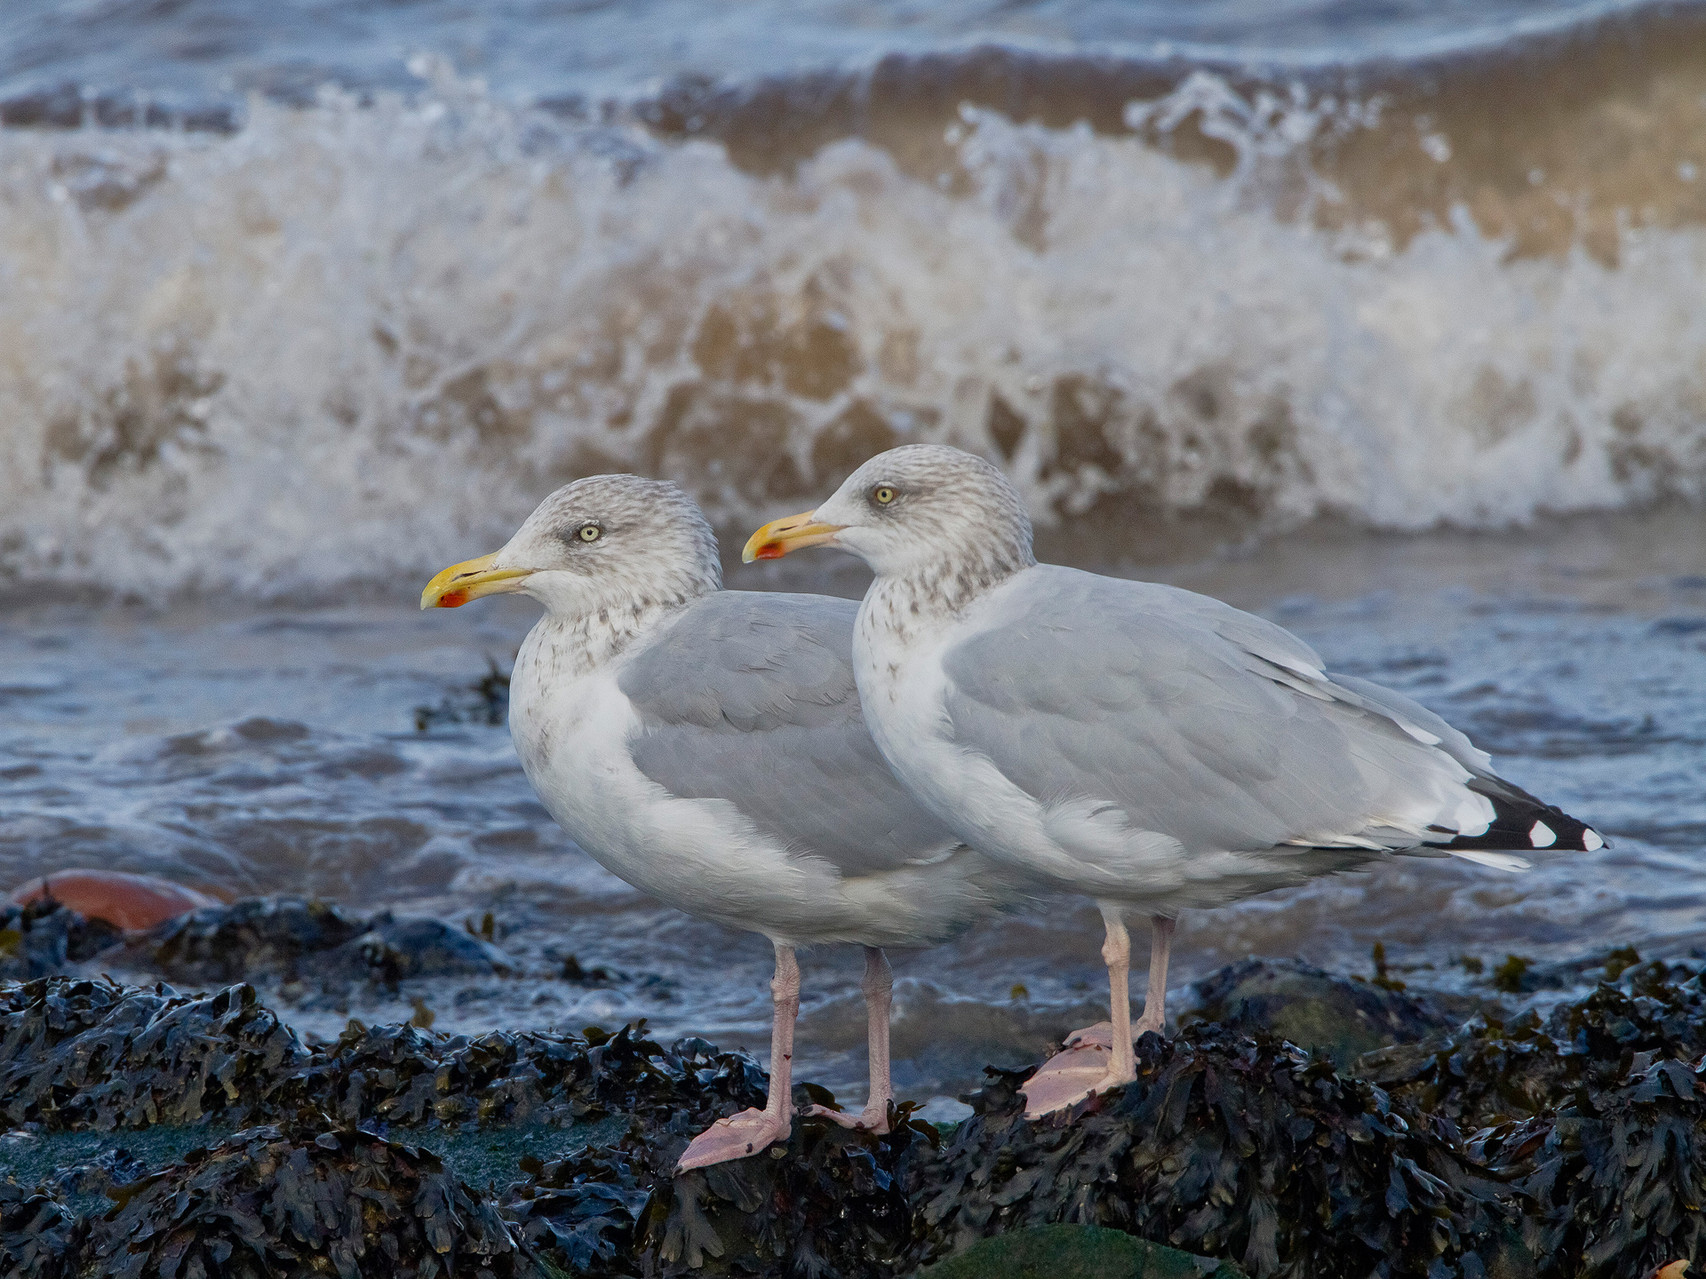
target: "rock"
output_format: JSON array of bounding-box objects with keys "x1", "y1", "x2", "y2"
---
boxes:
[
  {"x1": 1179, "y1": 957, "x2": 1459, "y2": 1069},
  {"x1": 504, "y1": 1138, "x2": 653, "y2": 1277},
  {"x1": 1474, "y1": 1054, "x2": 1706, "y2": 1279},
  {"x1": 0, "y1": 979, "x2": 309, "y2": 1131},
  {"x1": 8, "y1": 870, "x2": 219, "y2": 933},
  {"x1": 0, "y1": 897, "x2": 121, "y2": 980},
  {"x1": 1369, "y1": 957, "x2": 1706, "y2": 1129},
  {"x1": 143, "y1": 895, "x2": 514, "y2": 986},
  {"x1": 143, "y1": 895, "x2": 374, "y2": 984},
  {"x1": 9, "y1": 957, "x2": 1706, "y2": 1278},
  {"x1": 642, "y1": 1102, "x2": 929, "y2": 1279},
  {"x1": 353, "y1": 915, "x2": 515, "y2": 980},
  {"x1": 918, "y1": 1223, "x2": 1248, "y2": 1278}
]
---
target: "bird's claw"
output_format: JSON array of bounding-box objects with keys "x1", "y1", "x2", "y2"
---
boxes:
[
  {"x1": 804, "y1": 1102, "x2": 891, "y2": 1134},
  {"x1": 675, "y1": 1108, "x2": 791, "y2": 1171}
]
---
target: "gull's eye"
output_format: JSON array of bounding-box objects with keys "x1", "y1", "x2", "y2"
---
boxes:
[
  {"x1": 872, "y1": 485, "x2": 897, "y2": 506},
  {"x1": 575, "y1": 523, "x2": 602, "y2": 543}
]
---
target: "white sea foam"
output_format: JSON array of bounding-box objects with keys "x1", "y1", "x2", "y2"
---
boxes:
[{"x1": 3, "y1": 72, "x2": 1705, "y2": 596}]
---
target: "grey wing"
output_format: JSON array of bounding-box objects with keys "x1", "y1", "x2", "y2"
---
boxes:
[
  {"x1": 941, "y1": 567, "x2": 1499, "y2": 855},
  {"x1": 619, "y1": 590, "x2": 962, "y2": 876}
]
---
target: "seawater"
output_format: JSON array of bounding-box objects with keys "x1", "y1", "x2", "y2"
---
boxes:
[{"x1": 2, "y1": 0, "x2": 1705, "y2": 1105}]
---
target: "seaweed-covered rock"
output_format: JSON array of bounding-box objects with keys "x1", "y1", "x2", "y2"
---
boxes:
[
  {"x1": 505, "y1": 1135, "x2": 653, "y2": 1276},
  {"x1": 0, "y1": 897, "x2": 121, "y2": 980},
  {"x1": 0, "y1": 977, "x2": 768, "y2": 1135},
  {"x1": 919, "y1": 1223, "x2": 1249, "y2": 1278},
  {"x1": 84, "y1": 1123, "x2": 543, "y2": 1279},
  {"x1": 302, "y1": 1022, "x2": 768, "y2": 1132},
  {"x1": 0, "y1": 978, "x2": 308, "y2": 1130},
  {"x1": 1476, "y1": 1055, "x2": 1706, "y2": 1278},
  {"x1": 1369, "y1": 960, "x2": 1706, "y2": 1128},
  {"x1": 916, "y1": 1025, "x2": 1522, "y2": 1279},
  {"x1": 643, "y1": 1104, "x2": 932, "y2": 1279},
  {"x1": 1180, "y1": 958, "x2": 1458, "y2": 1069},
  {"x1": 0, "y1": 1179, "x2": 82, "y2": 1279},
  {"x1": 144, "y1": 896, "x2": 514, "y2": 987}
]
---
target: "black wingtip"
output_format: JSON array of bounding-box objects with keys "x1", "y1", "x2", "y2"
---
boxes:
[{"x1": 1429, "y1": 778, "x2": 1606, "y2": 853}]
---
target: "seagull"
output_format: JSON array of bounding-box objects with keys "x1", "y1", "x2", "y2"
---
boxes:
[
  {"x1": 422, "y1": 474, "x2": 1021, "y2": 1168},
  {"x1": 744, "y1": 444, "x2": 1605, "y2": 1117}
]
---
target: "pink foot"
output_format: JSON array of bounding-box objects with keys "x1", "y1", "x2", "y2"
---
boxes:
[
  {"x1": 675, "y1": 1108, "x2": 791, "y2": 1171},
  {"x1": 1020, "y1": 1022, "x2": 1129, "y2": 1119},
  {"x1": 804, "y1": 1103, "x2": 891, "y2": 1134}
]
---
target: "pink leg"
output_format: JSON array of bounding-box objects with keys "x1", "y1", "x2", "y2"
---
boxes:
[
  {"x1": 809, "y1": 946, "x2": 894, "y2": 1133},
  {"x1": 677, "y1": 941, "x2": 800, "y2": 1171},
  {"x1": 1021, "y1": 907, "x2": 1174, "y2": 1119},
  {"x1": 1134, "y1": 915, "x2": 1175, "y2": 1035}
]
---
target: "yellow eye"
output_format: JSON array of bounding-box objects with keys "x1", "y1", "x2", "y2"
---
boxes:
[
  {"x1": 872, "y1": 485, "x2": 896, "y2": 505},
  {"x1": 576, "y1": 523, "x2": 602, "y2": 543}
]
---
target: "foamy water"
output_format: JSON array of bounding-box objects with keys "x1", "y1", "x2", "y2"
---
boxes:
[{"x1": 4, "y1": 20, "x2": 1706, "y2": 596}]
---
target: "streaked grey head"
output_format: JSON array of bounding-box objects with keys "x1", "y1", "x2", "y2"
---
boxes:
[
  {"x1": 809, "y1": 445, "x2": 1036, "y2": 583},
  {"x1": 495, "y1": 474, "x2": 721, "y2": 619}
]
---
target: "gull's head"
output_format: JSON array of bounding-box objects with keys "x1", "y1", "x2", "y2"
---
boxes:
[
  {"x1": 743, "y1": 444, "x2": 1034, "y2": 581},
  {"x1": 422, "y1": 475, "x2": 720, "y2": 619}
]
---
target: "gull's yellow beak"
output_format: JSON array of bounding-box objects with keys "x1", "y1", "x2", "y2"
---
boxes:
[
  {"x1": 421, "y1": 552, "x2": 534, "y2": 609},
  {"x1": 741, "y1": 511, "x2": 846, "y2": 563}
]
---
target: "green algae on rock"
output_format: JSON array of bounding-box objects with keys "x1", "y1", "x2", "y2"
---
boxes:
[{"x1": 918, "y1": 1223, "x2": 1248, "y2": 1279}]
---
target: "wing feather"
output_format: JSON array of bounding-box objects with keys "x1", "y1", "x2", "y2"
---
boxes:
[{"x1": 620, "y1": 591, "x2": 961, "y2": 877}]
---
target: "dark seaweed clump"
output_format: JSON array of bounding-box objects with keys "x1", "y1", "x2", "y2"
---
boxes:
[
  {"x1": 641, "y1": 1101, "x2": 933, "y2": 1278},
  {"x1": 915, "y1": 1025, "x2": 1520, "y2": 1279},
  {"x1": 7, "y1": 958, "x2": 1706, "y2": 1278},
  {"x1": 1370, "y1": 958, "x2": 1706, "y2": 1127},
  {"x1": 10, "y1": 1123, "x2": 543, "y2": 1279},
  {"x1": 0, "y1": 978, "x2": 766, "y2": 1134},
  {"x1": 414, "y1": 658, "x2": 511, "y2": 730}
]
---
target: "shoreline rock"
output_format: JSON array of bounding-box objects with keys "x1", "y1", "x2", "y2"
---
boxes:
[{"x1": 2, "y1": 955, "x2": 1704, "y2": 1278}]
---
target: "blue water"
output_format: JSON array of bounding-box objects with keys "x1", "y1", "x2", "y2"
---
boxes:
[{"x1": 0, "y1": 0, "x2": 1679, "y2": 112}]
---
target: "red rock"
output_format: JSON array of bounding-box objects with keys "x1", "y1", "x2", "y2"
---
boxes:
[{"x1": 9, "y1": 869, "x2": 221, "y2": 931}]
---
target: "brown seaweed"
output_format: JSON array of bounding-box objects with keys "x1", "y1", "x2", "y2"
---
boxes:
[
  {"x1": 7, "y1": 957, "x2": 1706, "y2": 1278},
  {"x1": 84, "y1": 1123, "x2": 542, "y2": 1279}
]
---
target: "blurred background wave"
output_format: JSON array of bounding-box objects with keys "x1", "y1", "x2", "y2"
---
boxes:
[{"x1": 4, "y1": 0, "x2": 1706, "y2": 593}]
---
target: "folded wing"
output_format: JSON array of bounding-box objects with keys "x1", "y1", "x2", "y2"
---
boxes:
[
  {"x1": 941, "y1": 566, "x2": 1601, "y2": 863},
  {"x1": 620, "y1": 590, "x2": 964, "y2": 877}
]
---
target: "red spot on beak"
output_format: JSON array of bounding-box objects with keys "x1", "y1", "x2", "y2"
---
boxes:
[
  {"x1": 753, "y1": 544, "x2": 784, "y2": 560},
  {"x1": 438, "y1": 589, "x2": 470, "y2": 608}
]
